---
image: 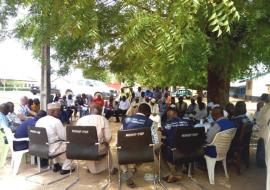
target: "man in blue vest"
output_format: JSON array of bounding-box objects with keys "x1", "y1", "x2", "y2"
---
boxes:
[
  {"x1": 14, "y1": 110, "x2": 47, "y2": 151},
  {"x1": 121, "y1": 103, "x2": 159, "y2": 188},
  {"x1": 205, "y1": 106, "x2": 236, "y2": 158},
  {"x1": 158, "y1": 106, "x2": 193, "y2": 183}
]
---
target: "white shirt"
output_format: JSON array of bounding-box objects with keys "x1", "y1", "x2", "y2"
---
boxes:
[
  {"x1": 67, "y1": 99, "x2": 74, "y2": 107},
  {"x1": 119, "y1": 100, "x2": 130, "y2": 110},
  {"x1": 35, "y1": 115, "x2": 66, "y2": 154},
  {"x1": 150, "y1": 103, "x2": 159, "y2": 114},
  {"x1": 135, "y1": 91, "x2": 142, "y2": 98},
  {"x1": 76, "y1": 114, "x2": 111, "y2": 143}
]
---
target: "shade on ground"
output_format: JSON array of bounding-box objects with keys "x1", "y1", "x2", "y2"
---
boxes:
[{"x1": 0, "y1": 120, "x2": 266, "y2": 190}]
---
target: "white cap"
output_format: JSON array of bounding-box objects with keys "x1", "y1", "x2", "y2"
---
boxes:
[{"x1": 47, "y1": 102, "x2": 61, "y2": 110}]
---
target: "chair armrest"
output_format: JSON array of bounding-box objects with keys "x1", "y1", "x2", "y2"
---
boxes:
[
  {"x1": 46, "y1": 140, "x2": 66, "y2": 145},
  {"x1": 149, "y1": 143, "x2": 155, "y2": 147},
  {"x1": 163, "y1": 144, "x2": 176, "y2": 151},
  {"x1": 13, "y1": 137, "x2": 29, "y2": 141},
  {"x1": 114, "y1": 144, "x2": 122, "y2": 149}
]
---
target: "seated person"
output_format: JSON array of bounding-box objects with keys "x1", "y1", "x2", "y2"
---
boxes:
[
  {"x1": 35, "y1": 102, "x2": 74, "y2": 175},
  {"x1": 177, "y1": 96, "x2": 187, "y2": 118},
  {"x1": 59, "y1": 96, "x2": 72, "y2": 124},
  {"x1": 229, "y1": 101, "x2": 253, "y2": 165},
  {"x1": 92, "y1": 94, "x2": 105, "y2": 108},
  {"x1": 0, "y1": 103, "x2": 14, "y2": 130},
  {"x1": 31, "y1": 98, "x2": 40, "y2": 113},
  {"x1": 205, "y1": 106, "x2": 236, "y2": 158},
  {"x1": 149, "y1": 98, "x2": 161, "y2": 129},
  {"x1": 120, "y1": 103, "x2": 159, "y2": 188},
  {"x1": 14, "y1": 110, "x2": 47, "y2": 151},
  {"x1": 76, "y1": 104, "x2": 115, "y2": 174},
  {"x1": 104, "y1": 95, "x2": 116, "y2": 120},
  {"x1": 6, "y1": 101, "x2": 21, "y2": 126},
  {"x1": 194, "y1": 102, "x2": 207, "y2": 122},
  {"x1": 17, "y1": 96, "x2": 36, "y2": 121},
  {"x1": 157, "y1": 107, "x2": 192, "y2": 183},
  {"x1": 117, "y1": 96, "x2": 130, "y2": 121},
  {"x1": 27, "y1": 98, "x2": 35, "y2": 116},
  {"x1": 126, "y1": 97, "x2": 140, "y2": 117},
  {"x1": 158, "y1": 97, "x2": 168, "y2": 118},
  {"x1": 253, "y1": 101, "x2": 264, "y2": 129},
  {"x1": 186, "y1": 98, "x2": 197, "y2": 115}
]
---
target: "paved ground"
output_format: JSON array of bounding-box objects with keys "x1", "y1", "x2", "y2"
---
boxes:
[{"x1": 0, "y1": 91, "x2": 267, "y2": 190}]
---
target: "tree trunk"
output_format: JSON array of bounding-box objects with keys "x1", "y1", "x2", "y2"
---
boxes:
[
  {"x1": 197, "y1": 89, "x2": 203, "y2": 98},
  {"x1": 207, "y1": 61, "x2": 230, "y2": 106},
  {"x1": 40, "y1": 43, "x2": 51, "y2": 111}
]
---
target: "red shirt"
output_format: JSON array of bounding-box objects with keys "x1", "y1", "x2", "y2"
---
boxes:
[{"x1": 92, "y1": 97, "x2": 105, "y2": 107}]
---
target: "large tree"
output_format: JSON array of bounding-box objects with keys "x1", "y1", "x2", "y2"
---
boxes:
[
  {"x1": 2, "y1": 0, "x2": 270, "y2": 106},
  {"x1": 97, "y1": 0, "x2": 270, "y2": 105}
]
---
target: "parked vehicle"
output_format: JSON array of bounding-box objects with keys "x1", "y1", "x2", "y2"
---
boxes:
[
  {"x1": 171, "y1": 89, "x2": 192, "y2": 99},
  {"x1": 30, "y1": 86, "x2": 60, "y2": 95},
  {"x1": 59, "y1": 79, "x2": 115, "y2": 99}
]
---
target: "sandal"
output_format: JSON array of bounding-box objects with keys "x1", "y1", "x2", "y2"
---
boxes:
[
  {"x1": 165, "y1": 175, "x2": 182, "y2": 183},
  {"x1": 126, "y1": 178, "x2": 137, "y2": 188},
  {"x1": 162, "y1": 176, "x2": 169, "y2": 182}
]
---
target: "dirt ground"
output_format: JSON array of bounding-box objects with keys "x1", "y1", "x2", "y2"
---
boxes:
[
  {"x1": 0, "y1": 119, "x2": 267, "y2": 190},
  {"x1": 0, "y1": 91, "x2": 267, "y2": 190}
]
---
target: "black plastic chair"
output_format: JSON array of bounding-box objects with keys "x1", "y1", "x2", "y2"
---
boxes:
[
  {"x1": 65, "y1": 126, "x2": 111, "y2": 190},
  {"x1": 26, "y1": 126, "x2": 69, "y2": 185},
  {"x1": 116, "y1": 127, "x2": 156, "y2": 190},
  {"x1": 159, "y1": 127, "x2": 206, "y2": 188}
]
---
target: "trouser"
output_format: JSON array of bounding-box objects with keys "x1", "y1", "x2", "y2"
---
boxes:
[
  {"x1": 154, "y1": 145, "x2": 177, "y2": 177},
  {"x1": 116, "y1": 109, "x2": 128, "y2": 122},
  {"x1": 49, "y1": 142, "x2": 72, "y2": 170},
  {"x1": 105, "y1": 109, "x2": 114, "y2": 120},
  {"x1": 86, "y1": 144, "x2": 113, "y2": 174},
  {"x1": 120, "y1": 164, "x2": 141, "y2": 173}
]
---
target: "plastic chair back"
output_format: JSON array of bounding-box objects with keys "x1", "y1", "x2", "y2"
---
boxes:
[{"x1": 212, "y1": 128, "x2": 237, "y2": 160}]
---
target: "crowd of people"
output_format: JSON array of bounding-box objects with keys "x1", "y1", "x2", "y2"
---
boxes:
[{"x1": 0, "y1": 87, "x2": 267, "y2": 188}]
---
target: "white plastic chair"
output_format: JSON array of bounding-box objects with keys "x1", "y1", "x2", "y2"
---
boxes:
[
  {"x1": 2, "y1": 126, "x2": 29, "y2": 175},
  {"x1": 205, "y1": 128, "x2": 237, "y2": 185},
  {"x1": 0, "y1": 129, "x2": 9, "y2": 168}
]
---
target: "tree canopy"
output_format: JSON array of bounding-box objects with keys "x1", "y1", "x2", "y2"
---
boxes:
[{"x1": 1, "y1": 0, "x2": 270, "y2": 104}]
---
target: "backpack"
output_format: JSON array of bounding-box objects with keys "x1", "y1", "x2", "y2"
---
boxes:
[{"x1": 256, "y1": 138, "x2": 266, "y2": 168}]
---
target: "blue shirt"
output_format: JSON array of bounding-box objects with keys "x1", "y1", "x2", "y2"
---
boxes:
[
  {"x1": 122, "y1": 113, "x2": 159, "y2": 144},
  {"x1": 0, "y1": 112, "x2": 13, "y2": 129},
  {"x1": 123, "y1": 114, "x2": 153, "y2": 130},
  {"x1": 17, "y1": 105, "x2": 29, "y2": 116},
  {"x1": 205, "y1": 118, "x2": 236, "y2": 158},
  {"x1": 13, "y1": 117, "x2": 38, "y2": 151},
  {"x1": 162, "y1": 116, "x2": 192, "y2": 147}
]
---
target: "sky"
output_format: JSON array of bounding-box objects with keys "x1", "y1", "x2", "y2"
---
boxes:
[
  {"x1": 0, "y1": 38, "x2": 84, "y2": 82},
  {"x1": 0, "y1": 38, "x2": 41, "y2": 81}
]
